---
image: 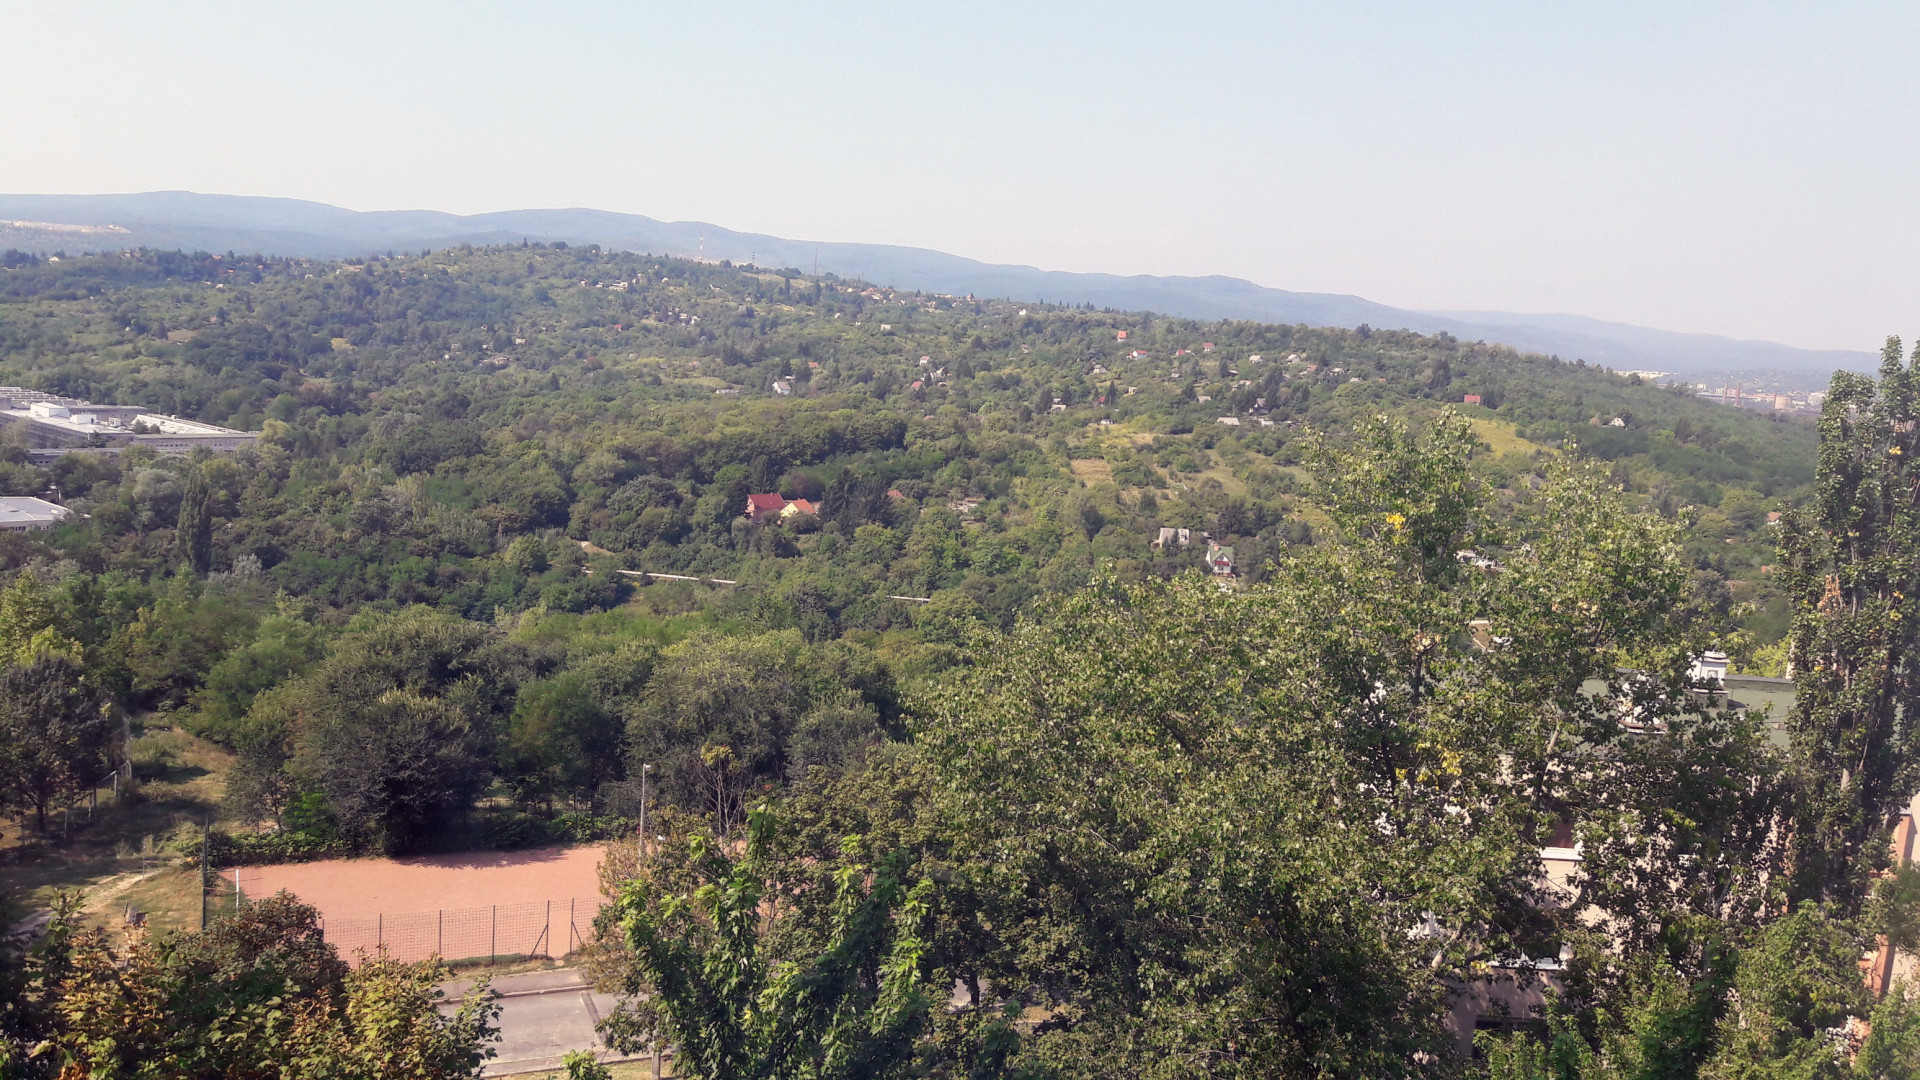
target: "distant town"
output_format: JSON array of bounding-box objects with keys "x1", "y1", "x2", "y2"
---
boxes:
[{"x1": 1620, "y1": 369, "x2": 1833, "y2": 414}]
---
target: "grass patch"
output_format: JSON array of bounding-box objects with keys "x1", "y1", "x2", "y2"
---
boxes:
[
  {"x1": 95, "y1": 867, "x2": 223, "y2": 936},
  {"x1": 0, "y1": 722, "x2": 237, "y2": 934},
  {"x1": 1068, "y1": 458, "x2": 1113, "y2": 486},
  {"x1": 514, "y1": 1060, "x2": 663, "y2": 1080},
  {"x1": 507, "y1": 595, "x2": 742, "y2": 654},
  {"x1": 1191, "y1": 451, "x2": 1249, "y2": 497},
  {"x1": 1467, "y1": 415, "x2": 1552, "y2": 458}
]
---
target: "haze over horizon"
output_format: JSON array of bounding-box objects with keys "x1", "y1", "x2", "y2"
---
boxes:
[{"x1": 4, "y1": 2, "x2": 1916, "y2": 354}]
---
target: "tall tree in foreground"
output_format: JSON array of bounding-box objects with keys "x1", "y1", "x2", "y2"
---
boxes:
[
  {"x1": 1478, "y1": 342, "x2": 1920, "y2": 1080},
  {"x1": 1777, "y1": 336, "x2": 1920, "y2": 911},
  {"x1": 905, "y1": 413, "x2": 1698, "y2": 1078},
  {"x1": 604, "y1": 806, "x2": 939, "y2": 1080},
  {"x1": 0, "y1": 893, "x2": 498, "y2": 1079}
]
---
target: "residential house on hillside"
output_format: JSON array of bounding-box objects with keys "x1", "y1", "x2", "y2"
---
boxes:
[
  {"x1": 744, "y1": 492, "x2": 788, "y2": 523},
  {"x1": 745, "y1": 493, "x2": 820, "y2": 523},
  {"x1": 1205, "y1": 541, "x2": 1235, "y2": 577},
  {"x1": 1152, "y1": 527, "x2": 1202, "y2": 550}
]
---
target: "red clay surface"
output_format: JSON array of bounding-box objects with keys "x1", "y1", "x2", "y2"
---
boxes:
[{"x1": 236, "y1": 844, "x2": 609, "y2": 921}]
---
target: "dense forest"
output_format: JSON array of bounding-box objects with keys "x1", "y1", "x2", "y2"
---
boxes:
[
  {"x1": 7, "y1": 245, "x2": 1915, "y2": 1079},
  {"x1": 0, "y1": 244, "x2": 1812, "y2": 640}
]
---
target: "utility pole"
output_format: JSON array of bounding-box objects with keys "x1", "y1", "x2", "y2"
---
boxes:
[{"x1": 637, "y1": 763, "x2": 651, "y2": 879}]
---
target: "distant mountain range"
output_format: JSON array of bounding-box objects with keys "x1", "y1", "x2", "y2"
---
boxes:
[{"x1": 0, "y1": 191, "x2": 1877, "y2": 380}]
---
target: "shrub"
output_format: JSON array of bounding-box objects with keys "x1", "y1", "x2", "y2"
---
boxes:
[{"x1": 201, "y1": 828, "x2": 355, "y2": 868}]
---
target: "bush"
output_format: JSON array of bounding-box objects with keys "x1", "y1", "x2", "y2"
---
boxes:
[
  {"x1": 202, "y1": 828, "x2": 355, "y2": 868},
  {"x1": 481, "y1": 811, "x2": 548, "y2": 850},
  {"x1": 482, "y1": 810, "x2": 634, "y2": 850},
  {"x1": 127, "y1": 731, "x2": 186, "y2": 779},
  {"x1": 551, "y1": 810, "x2": 633, "y2": 843}
]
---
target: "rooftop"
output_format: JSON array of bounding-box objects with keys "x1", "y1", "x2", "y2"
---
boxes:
[
  {"x1": 0, "y1": 497, "x2": 68, "y2": 527},
  {"x1": 0, "y1": 387, "x2": 255, "y2": 451},
  {"x1": 3, "y1": 401, "x2": 244, "y2": 438}
]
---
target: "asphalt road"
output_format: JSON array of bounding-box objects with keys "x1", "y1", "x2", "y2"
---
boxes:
[{"x1": 441, "y1": 968, "x2": 644, "y2": 1077}]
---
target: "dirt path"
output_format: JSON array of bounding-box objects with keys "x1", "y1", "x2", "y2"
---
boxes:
[
  {"x1": 3, "y1": 868, "x2": 163, "y2": 947},
  {"x1": 80, "y1": 869, "x2": 160, "y2": 919}
]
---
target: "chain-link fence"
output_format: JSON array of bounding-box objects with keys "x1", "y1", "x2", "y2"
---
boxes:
[{"x1": 318, "y1": 897, "x2": 609, "y2": 966}]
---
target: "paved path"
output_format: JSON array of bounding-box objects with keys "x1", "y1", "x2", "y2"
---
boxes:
[{"x1": 442, "y1": 968, "x2": 644, "y2": 1077}]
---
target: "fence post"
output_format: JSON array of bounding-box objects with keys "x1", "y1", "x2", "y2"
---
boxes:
[
  {"x1": 490, "y1": 905, "x2": 496, "y2": 967},
  {"x1": 544, "y1": 900, "x2": 551, "y2": 959},
  {"x1": 438, "y1": 910, "x2": 443, "y2": 958},
  {"x1": 377, "y1": 912, "x2": 383, "y2": 948},
  {"x1": 569, "y1": 898, "x2": 576, "y2": 955},
  {"x1": 199, "y1": 820, "x2": 208, "y2": 930}
]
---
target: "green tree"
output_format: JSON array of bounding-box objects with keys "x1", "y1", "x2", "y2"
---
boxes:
[
  {"x1": 626, "y1": 631, "x2": 885, "y2": 831},
  {"x1": 189, "y1": 606, "x2": 329, "y2": 745},
  {"x1": 562, "y1": 1049, "x2": 614, "y2": 1080},
  {"x1": 175, "y1": 464, "x2": 214, "y2": 574},
  {"x1": 500, "y1": 670, "x2": 625, "y2": 811},
  {"x1": 0, "y1": 571, "x2": 80, "y2": 667},
  {"x1": 907, "y1": 421, "x2": 1695, "y2": 1077},
  {"x1": 607, "y1": 807, "x2": 935, "y2": 1080},
  {"x1": 1776, "y1": 338, "x2": 1920, "y2": 910},
  {"x1": 112, "y1": 576, "x2": 262, "y2": 710},
  {"x1": 0, "y1": 655, "x2": 113, "y2": 834},
  {"x1": 1698, "y1": 905, "x2": 1870, "y2": 1080},
  {"x1": 20, "y1": 893, "x2": 498, "y2": 1079},
  {"x1": 266, "y1": 607, "x2": 511, "y2": 851}
]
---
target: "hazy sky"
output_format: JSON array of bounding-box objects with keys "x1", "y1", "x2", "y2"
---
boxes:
[{"x1": 3, "y1": 2, "x2": 1916, "y2": 351}]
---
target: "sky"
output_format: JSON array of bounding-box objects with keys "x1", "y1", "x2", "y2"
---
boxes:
[{"x1": 2, "y1": 1, "x2": 1916, "y2": 352}]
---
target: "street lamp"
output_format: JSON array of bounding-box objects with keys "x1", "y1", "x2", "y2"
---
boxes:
[{"x1": 637, "y1": 763, "x2": 651, "y2": 878}]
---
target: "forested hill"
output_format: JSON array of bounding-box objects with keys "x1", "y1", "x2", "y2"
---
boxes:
[
  {"x1": 0, "y1": 242, "x2": 1814, "y2": 659},
  {"x1": 0, "y1": 191, "x2": 1878, "y2": 376}
]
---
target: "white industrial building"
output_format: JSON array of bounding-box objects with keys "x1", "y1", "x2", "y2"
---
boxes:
[
  {"x1": 0, "y1": 497, "x2": 71, "y2": 530},
  {"x1": 0, "y1": 388, "x2": 256, "y2": 454}
]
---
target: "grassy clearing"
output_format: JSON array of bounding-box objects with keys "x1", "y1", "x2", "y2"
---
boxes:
[
  {"x1": 1068, "y1": 458, "x2": 1113, "y2": 485},
  {"x1": 1192, "y1": 451, "x2": 1250, "y2": 497},
  {"x1": 0, "y1": 721, "x2": 237, "y2": 933},
  {"x1": 1467, "y1": 414, "x2": 1551, "y2": 457},
  {"x1": 507, "y1": 594, "x2": 743, "y2": 654}
]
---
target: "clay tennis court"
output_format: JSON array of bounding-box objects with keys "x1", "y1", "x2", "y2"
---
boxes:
[
  {"x1": 237, "y1": 844, "x2": 609, "y2": 917},
  {"x1": 235, "y1": 845, "x2": 615, "y2": 964}
]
